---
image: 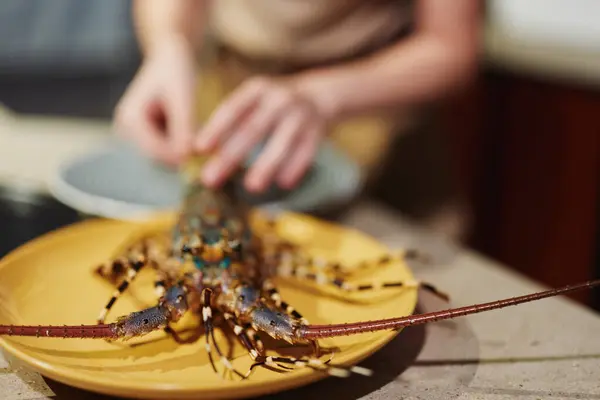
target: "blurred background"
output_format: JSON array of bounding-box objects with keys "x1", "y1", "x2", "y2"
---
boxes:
[{"x1": 0, "y1": 0, "x2": 599, "y2": 310}]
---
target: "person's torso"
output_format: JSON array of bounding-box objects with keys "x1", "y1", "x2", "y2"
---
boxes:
[{"x1": 208, "y1": 0, "x2": 414, "y2": 64}]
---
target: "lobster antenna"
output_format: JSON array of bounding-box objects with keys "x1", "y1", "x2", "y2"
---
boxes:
[
  {"x1": 0, "y1": 323, "x2": 118, "y2": 339},
  {"x1": 299, "y1": 279, "x2": 600, "y2": 340}
]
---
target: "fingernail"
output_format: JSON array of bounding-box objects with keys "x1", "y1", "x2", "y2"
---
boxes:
[
  {"x1": 277, "y1": 174, "x2": 294, "y2": 190},
  {"x1": 195, "y1": 135, "x2": 211, "y2": 152},
  {"x1": 201, "y1": 160, "x2": 220, "y2": 186},
  {"x1": 195, "y1": 140, "x2": 206, "y2": 152},
  {"x1": 177, "y1": 145, "x2": 191, "y2": 159},
  {"x1": 244, "y1": 174, "x2": 265, "y2": 193}
]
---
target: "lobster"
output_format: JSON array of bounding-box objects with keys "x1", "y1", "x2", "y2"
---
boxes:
[{"x1": 0, "y1": 176, "x2": 599, "y2": 381}]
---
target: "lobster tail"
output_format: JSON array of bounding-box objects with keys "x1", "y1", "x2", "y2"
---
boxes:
[
  {"x1": 0, "y1": 324, "x2": 119, "y2": 339},
  {"x1": 298, "y1": 279, "x2": 600, "y2": 340}
]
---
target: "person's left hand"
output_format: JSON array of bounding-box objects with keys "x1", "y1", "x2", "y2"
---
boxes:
[{"x1": 194, "y1": 76, "x2": 329, "y2": 192}]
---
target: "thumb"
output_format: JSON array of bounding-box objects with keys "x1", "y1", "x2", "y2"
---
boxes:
[{"x1": 164, "y1": 69, "x2": 197, "y2": 160}]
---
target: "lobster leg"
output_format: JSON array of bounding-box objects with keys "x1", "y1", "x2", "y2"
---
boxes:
[
  {"x1": 241, "y1": 301, "x2": 371, "y2": 378},
  {"x1": 95, "y1": 255, "x2": 132, "y2": 284},
  {"x1": 261, "y1": 279, "x2": 309, "y2": 325},
  {"x1": 154, "y1": 278, "x2": 167, "y2": 297},
  {"x1": 255, "y1": 283, "x2": 328, "y2": 370},
  {"x1": 95, "y1": 233, "x2": 175, "y2": 324},
  {"x1": 97, "y1": 258, "x2": 149, "y2": 324},
  {"x1": 223, "y1": 313, "x2": 261, "y2": 361},
  {"x1": 222, "y1": 313, "x2": 320, "y2": 376},
  {"x1": 242, "y1": 335, "x2": 370, "y2": 378},
  {"x1": 262, "y1": 227, "x2": 429, "y2": 277},
  {"x1": 222, "y1": 312, "x2": 297, "y2": 377},
  {"x1": 201, "y1": 288, "x2": 247, "y2": 379},
  {"x1": 291, "y1": 250, "x2": 428, "y2": 277},
  {"x1": 95, "y1": 235, "x2": 160, "y2": 283},
  {"x1": 200, "y1": 288, "x2": 217, "y2": 373},
  {"x1": 276, "y1": 257, "x2": 450, "y2": 301},
  {"x1": 328, "y1": 278, "x2": 449, "y2": 301},
  {"x1": 242, "y1": 323, "x2": 265, "y2": 353},
  {"x1": 163, "y1": 325, "x2": 197, "y2": 344},
  {"x1": 247, "y1": 354, "x2": 372, "y2": 378}
]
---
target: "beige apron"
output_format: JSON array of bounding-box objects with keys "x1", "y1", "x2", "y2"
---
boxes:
[
  {"x1": 193, "y1": 0, "x2": 416, "y2": 182},
  {"x1": 191, "y1": 0, "x2": 466, "y2": 239}
]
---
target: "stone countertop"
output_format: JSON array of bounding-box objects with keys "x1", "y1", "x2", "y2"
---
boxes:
[
  {"x1": 0, "y1": 106, "x2": 111, "y2": 193},
  {"x1": 1, "y1": 111, "x2": 600, "y2": 399},
  {"x1": 1, "y1": 200, "x2": 600, "y2": 400}
]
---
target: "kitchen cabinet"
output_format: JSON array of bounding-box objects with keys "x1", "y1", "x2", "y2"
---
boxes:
[{"x1": 443, "y1": 5, "x2": 600, "y2": 305}]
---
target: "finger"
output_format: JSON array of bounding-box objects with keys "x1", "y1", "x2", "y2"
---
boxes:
[
  {"x1": 195, "y1": 78, "x2": 269, "y2": 152},
  {"x1": 115, "y1": 102, "x2": 179, "y2": 166},
  {"x1": 164, "y1": 70, "x2": 197, "y2": 159},
  {"x1": 244, "y1": 109, "x2": 308, "y2": 193},
  {"x1": 276, "y1": 124, "x2": 321, "y2": 189},
  {"x1": 201, "y1": 91, "x2": 291, "y2": 187},
  {"x1": 127, "y1": 118, "x2": 180, "y2": 166}
]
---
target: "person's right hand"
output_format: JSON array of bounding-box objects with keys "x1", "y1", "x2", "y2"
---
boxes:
[{"x1": 114, "y1": 34, "x2": 197, "y2": 166}]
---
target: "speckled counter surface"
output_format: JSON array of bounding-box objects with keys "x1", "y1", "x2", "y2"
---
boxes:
[
  {"x1": 0, "y1": 106, "x2": 111, "y2": 192},
  {"x1": 1, "y1": 200, "x2": 600, "y2": 400},
  {"x1": 1, "y1": 109, "x2": 600, "y2": 399}
]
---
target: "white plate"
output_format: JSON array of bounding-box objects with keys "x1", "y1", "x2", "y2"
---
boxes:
[{"x1": 49, "y1": 139, "x2": 364, "y2": 220}]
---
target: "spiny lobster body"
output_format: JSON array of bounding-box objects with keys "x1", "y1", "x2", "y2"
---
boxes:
[{"x1": 1, "y1": 178, "x2": 600, "y2": 380}]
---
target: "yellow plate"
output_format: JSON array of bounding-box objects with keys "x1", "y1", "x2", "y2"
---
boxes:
[{"x1": 0, "y1": 212, "x2": 418, "y2": 399}]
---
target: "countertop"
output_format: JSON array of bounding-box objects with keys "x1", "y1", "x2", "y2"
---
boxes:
[
  {"x1": 2, "y1": 201, "x2": 600, "y2": 400},
  {"x1": 0, "y1": 106, "x2": 111, "y2": 192},
  {"x1": 1, "y1": 113, "x2": 600, "y2": 399}
]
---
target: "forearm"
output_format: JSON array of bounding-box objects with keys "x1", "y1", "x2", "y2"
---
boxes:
[
  {"x1": 132, "y1": 0, "x2": 209, "y2": 54},
  {"x1": 298, "y1": 36, "x2": 478, "y2": 119},
  {"x1": 292, "y1": 0, "x2": 481, "y2": 120}
]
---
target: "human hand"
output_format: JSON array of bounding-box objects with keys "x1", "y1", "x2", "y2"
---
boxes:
[
  {"x1": 113, "y1": 35, "x2": 197, "y2": 166},
  {"x1": 194, "y1": 76, "x2": 329, "y2": 192}
]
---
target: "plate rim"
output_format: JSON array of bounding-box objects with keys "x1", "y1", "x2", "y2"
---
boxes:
[
  {"x1": 47, "y1": 140, "x2": 365, "y2": 220},
  {"x1": 48, "y1": 147, "x2": 173, "y2": 221},
  {"x1": 0, "y1": 215, "x2": 417, "y2": 399}
]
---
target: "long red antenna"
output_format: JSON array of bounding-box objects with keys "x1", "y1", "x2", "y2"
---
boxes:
[
  {"x1": 0, "y1": 324, "x2": 118, "y2": 339},
  {"x1": 299, "y1": 279, "x2": 600, "y2": 340}
]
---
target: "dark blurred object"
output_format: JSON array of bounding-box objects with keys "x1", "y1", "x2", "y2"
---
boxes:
[
  {"x1": 594, "y1": 199, "x2": 600, "y2": 309},
  {"x1": 0, "y1": 185, "x2": 80, "y2": 258},
  {"x1": 0, "y1": 0, "x2": 141, "y2": 119},
  {"x1": 439, "y1": 67, "x2": 600, "y2": 309}
]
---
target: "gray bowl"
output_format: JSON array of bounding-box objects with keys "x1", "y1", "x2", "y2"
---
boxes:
[{"x1": 49, "y1": 138, "x2": 364, "y2": 220}]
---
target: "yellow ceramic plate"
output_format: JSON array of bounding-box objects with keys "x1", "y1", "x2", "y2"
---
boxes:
[{"x1": 0, "y1": 212, "x2": 418, "y2": 399}]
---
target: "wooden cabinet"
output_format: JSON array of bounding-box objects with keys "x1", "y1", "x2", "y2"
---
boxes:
[{"x1": 443, "y1": 68, "x2": 600, "y2": 306}]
